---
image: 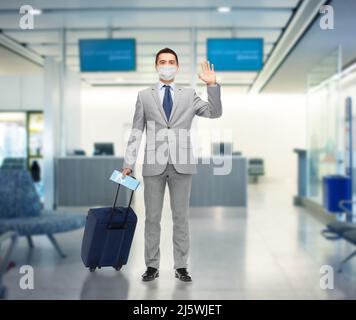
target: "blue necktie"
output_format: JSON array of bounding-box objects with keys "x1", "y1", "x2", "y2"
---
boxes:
[{"x1": 163, "y1": 85, "x2": 173, "y2": 121}]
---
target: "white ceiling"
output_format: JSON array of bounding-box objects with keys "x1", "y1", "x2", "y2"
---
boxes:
[
  {"x1": 264, "y1": 0, "x2": 356, "y2": 93},
  {"x1": 0, "y1": 0, "x2": 301, "y2": 91},
  {"x1": 0, "y1": 45, "x2": 42, "y2": 75}
]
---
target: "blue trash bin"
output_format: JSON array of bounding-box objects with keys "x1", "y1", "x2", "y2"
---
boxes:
[{"x1": 322, "y1": 175, "x2": 352, "y2": 213}]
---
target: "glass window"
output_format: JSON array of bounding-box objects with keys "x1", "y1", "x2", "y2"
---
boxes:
[
  {"x1": 306, "y1": 48, "x2": 343, "y2": 204},
  {"x1": 0, "y1": 112, "x2": 27, "y2": 167}
]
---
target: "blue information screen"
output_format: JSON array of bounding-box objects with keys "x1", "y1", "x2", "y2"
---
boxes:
[
  {"x1": 79, "y1": 39, "x2": 136, "y2": 72},
  {"x1": 207, "y1": 38, "x2": 264, "y2": 71}
]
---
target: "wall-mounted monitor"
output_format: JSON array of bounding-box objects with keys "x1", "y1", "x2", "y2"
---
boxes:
[
  {"x1": 207, "y1": 38, "x2": 264, "y2": 71},
  {"x1": 79, "y1": 39, "x2": 136, "y2": 72}
]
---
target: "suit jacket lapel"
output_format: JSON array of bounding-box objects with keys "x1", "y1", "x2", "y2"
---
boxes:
[
  {"x1": 151, "y1": 86, "x2": 168, "y2": 124},
  {"x1": 169, "y1": 86, "x2": 181, "y2": 124}
]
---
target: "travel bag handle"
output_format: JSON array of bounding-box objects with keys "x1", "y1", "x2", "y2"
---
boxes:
[{"x1": 107, "y1": 175, "x2": 136, "y2": 230}]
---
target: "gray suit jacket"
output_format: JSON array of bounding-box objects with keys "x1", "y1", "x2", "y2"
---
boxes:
[{"x1": 123, "y1": 84, "x2": 222, "y2": 176}]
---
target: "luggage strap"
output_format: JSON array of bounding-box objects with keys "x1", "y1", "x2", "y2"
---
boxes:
[{"x1": 106, "y1": 177, "x2": 136, "y2": 230}]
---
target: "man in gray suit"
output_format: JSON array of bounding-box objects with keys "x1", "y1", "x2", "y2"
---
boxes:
[{"x1": 122, "y1": 48, "x2": 222, "y2": 282}]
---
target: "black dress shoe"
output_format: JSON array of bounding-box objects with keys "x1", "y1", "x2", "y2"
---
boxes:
[
  {"x1": 142, "y1": 267, "x2": 159, "y2": 282},
  {"x1": 175, "y1": 268, "x2": 192, "y2": 282}
]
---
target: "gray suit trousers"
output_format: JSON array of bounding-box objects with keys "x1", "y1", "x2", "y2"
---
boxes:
[{"x1": 143, "y1": 164, "x2": 192, "y2": 270}]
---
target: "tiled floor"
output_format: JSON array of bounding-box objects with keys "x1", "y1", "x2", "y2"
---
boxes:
[{"x1": 3, "y1": 179, "x2": 356, "y2": 299}]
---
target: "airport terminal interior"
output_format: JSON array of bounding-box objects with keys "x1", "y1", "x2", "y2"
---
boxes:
[{"x1": 1, "y1": 0, "x2": 356, "y2": 300}]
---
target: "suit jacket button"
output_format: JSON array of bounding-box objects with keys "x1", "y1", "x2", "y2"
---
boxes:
[{"x1": 167, "y1": 126, "x2": 170, "y2": 129}]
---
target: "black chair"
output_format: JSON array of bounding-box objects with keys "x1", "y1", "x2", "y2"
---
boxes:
[
  {"x1": 322, "y1": 200, "x2": 356, "y2": 272},
  {"x1": 248, "y1": 158, "x2": 265, "y2": 183}
]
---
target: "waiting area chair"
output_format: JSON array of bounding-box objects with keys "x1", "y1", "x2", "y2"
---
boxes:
[
  {"x1": 0, "y1": 169, "x2": 85, "y2": 258},
  {"x1": 322, "y1": 200, "x2": 356, "y2": 272},
  {"x1": 248, "y1": 158, "x2": 265, "y2": 183},
  {"x1": 1, "y1": 158, "x2": 27, "y2": 170}
]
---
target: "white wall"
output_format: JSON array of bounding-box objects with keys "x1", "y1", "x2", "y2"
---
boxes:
[
  {"x1": 80, "y1": 85, "x2": 306, "y2": 183},
  {"x1": 196, "y1": 88, "x2": 306, "y2": 183},
  {"x1": 0, "y1": 74, "x2": 43, "y2": 110},
  {"x1": 80, "y1": 85, "x2": 146, "y2": 157}
]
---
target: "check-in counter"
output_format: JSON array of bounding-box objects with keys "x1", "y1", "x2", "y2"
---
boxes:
[
  {"x1": 55, "y1": 155, "x2": 247, "y2": 208},
  {"x1": 190, "y1": 156, "x2": 248, "y2": 207},
  {"x1": 55, "y1": 156, "x2": 130, "y2": 207}
]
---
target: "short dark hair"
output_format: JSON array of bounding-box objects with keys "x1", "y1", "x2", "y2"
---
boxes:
[{"x1": 155, "y1": 48, "x2": 179, "y2": 65}]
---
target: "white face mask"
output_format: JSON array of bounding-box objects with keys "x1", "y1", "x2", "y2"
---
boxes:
[{"x1": 157, "y1": 65, "x2": 177, "y2": 81}]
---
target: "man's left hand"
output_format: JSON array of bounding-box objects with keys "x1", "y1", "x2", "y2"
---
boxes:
[{"x1": 198, "y1": 60, "x2": 216, "y2": 86}]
